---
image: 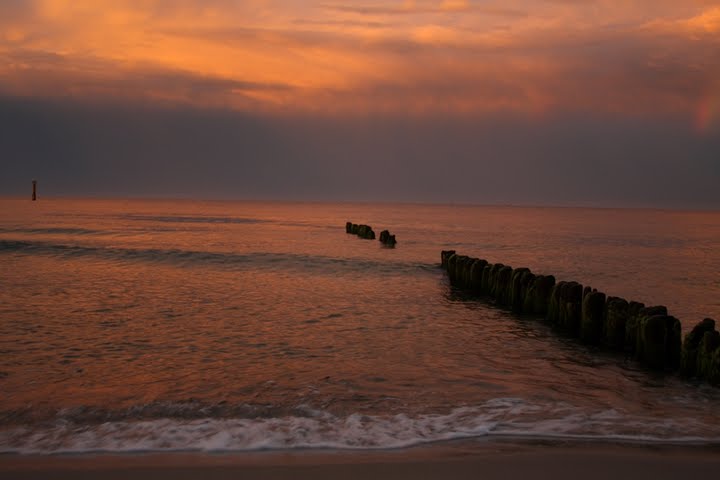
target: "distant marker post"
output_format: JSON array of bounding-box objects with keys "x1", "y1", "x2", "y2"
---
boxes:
[{"x1": 32, "y1": 180, "x2": 37, "y2": 201}]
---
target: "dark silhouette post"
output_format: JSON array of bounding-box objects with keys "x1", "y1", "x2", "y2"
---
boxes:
[{"x1": 32, "y1": 180, "x2": 37, "y2": 201}]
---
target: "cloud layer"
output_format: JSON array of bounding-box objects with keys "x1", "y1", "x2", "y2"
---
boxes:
[{"x1": 1, "y1": 0, "x2": 719, "y2": 122}]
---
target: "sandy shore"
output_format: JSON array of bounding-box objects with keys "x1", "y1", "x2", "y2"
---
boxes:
[{"x1": 2, "y1": 441, "x2": 719, "y2": 479}]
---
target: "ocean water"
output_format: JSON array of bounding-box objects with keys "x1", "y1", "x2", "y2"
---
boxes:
[{"x1": 1, "y1": 198, "x2": 719, "y2": 454}]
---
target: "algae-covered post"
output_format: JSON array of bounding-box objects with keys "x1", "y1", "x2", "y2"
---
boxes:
[
  {"x1": 548, "y1": 281, "x2": 583, "y2": 334},
  {"x1": 379, "y1": 230, "x2": 397, "y2": 247},
  {"x1": 441, "y1": 250, "x2": 456, "y2": 269},
  {"x1": 523, "y1": 275, "x2": 555, "y2": 316},
  {"x1": 604, "y1": 297, "x2": 630, "y2": 350},
  {"x1": 509, "y1": 268, "x2": 533, "y2": 313},
  {"x1": 680, "y1": 318, "x2": 720, "y2": 384},
  {"x1": 357, "y1": 224, "x2": 376, "y2": 240},
  {"x1": 580, "y1": 290, "x2": 607, "y2": 344},
  {"x1": 345, "y1": 222, "x2": 376, "y2": 240},
  {"x1": 636, "y1": 313, "x2": 681, "y2": 371},
  {"x1": 697, "y1": 329, "x2": 720, "y2": 384},
  {"x1": 680, "y1": 318, "x2": 716, "y2": 379}
]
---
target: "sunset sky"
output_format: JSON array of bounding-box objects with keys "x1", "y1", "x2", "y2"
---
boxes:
[{"x1": 1, "y1": 0, "x2": 719, "y2": 206}]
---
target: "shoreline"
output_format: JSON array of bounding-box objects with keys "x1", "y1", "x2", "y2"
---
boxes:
[{"x1": 3, "y1": 440, "x2": 720, "y2": 479}]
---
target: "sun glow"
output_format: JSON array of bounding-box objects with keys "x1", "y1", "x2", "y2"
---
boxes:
[
  {"x1": 696, "y1": 91, "x2": 720, "y2": 133},
  {"x1": 0, "y1": 1, "x2": 718, "y2": 118}
]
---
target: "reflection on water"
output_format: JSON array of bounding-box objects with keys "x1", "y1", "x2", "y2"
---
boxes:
[{"x1": 0, "y1": 198, "x2": 719, "y2": 452}]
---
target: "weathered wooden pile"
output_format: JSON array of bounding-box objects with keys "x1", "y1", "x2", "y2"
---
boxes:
[
  {"x1": 440, "y1": 250, "x2": 720, "y2": 384},
  {"x1": 346, "y1": 222, "x2": 375, "y2": 240},
  {"x1": 346, "y1": 222, "x2": 398, "y2": 245},
  {"x1": 379, "y1": 230, "x2": 397, "y2": 247}
]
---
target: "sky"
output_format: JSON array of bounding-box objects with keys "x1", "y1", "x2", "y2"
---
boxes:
[{"x1": 1, "y1": 0, "x2": 719, "y2": 207}]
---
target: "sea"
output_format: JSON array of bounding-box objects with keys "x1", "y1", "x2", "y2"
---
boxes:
[{"x1": 1, "y1": 198, "x2": 719, "y2": 454}]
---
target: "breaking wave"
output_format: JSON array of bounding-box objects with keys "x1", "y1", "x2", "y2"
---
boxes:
[{"x1": 2, "y1": 399, "x2": 719, "y2": 455}]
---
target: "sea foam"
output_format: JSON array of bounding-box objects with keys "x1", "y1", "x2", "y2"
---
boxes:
[{"x1": 1, "y1": 399, "x2": 718, "y2": 455}]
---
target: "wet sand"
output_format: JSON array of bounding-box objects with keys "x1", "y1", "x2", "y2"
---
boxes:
[{"x1": 2, "y1": 441, "x2": 719, "y2": 479}]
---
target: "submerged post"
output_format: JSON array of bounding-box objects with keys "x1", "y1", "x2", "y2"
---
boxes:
[{"x1": 32, "y1": 180, "x2": 37, "y2": 201}]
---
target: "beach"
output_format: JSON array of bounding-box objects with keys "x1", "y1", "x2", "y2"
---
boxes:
[{"x1": 3, "y1": 441, "x2": 720, "y2": 479}]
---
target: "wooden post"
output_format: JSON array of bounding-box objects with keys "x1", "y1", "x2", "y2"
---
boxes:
[{"x1": 32, "y1": 180, "x2": 37, "y2": 201}]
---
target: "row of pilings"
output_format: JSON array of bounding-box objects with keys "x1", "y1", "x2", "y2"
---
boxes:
[
  {"x1": 346, "y1": 222, "x2": 375, "y2": 239},
  {"x1": 440, "y1": 250, "x2": 719, "y2": 385},
  {"x1": 346, "y1": 222, "x2": 398, "y2": 246}
]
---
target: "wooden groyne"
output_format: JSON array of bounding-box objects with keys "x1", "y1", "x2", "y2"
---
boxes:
[
  {"x1": 440, "y1": 250, "x2": 719, "y2": 385},
  {"x1": 346, "y1": 222, "x2": 376, "y2": 240},
  {"x1": 346, "y1": 222, "x2": 398, "y2": 246}
]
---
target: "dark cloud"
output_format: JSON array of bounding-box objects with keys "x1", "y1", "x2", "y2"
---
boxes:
[
  {"x1": 0, "y1": 49, "x2": 296, "y2": 108},
  {"x1": 1, "y1": 96, "x2": 718, "y2": 208}
]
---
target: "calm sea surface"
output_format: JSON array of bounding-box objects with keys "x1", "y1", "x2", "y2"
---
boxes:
[{"x1": 1, "y1": 198, "x2": 719, "y2": 453}]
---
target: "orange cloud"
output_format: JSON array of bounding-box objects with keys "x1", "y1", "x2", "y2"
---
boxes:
[{"x1": 0, "y1": 0, "x2": 718, "y2": 117}]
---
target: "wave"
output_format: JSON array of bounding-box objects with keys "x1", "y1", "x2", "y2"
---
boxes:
[
  {"x1": 0, "y1": 227, "x2": 100, "y2": 235},
  {"x1": 1, "y1": 399, "x2": 719, "y2": 455},
  {"x1": 118, "y1": 214, "x2": 268, "y2": 225},
  {"x1": 0, "y1": 239, "x2": 434, "y2": 275}
]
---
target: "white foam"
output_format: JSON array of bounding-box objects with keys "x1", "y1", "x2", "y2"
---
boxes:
[{"x1": 2, "y1": 399, "x2": 719, "y2": 455}]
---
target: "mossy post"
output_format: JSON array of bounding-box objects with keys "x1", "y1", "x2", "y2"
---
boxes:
[
  {"x1": 524, "y1": 275, "x2": 555, "y2": 316},
  {"x1": 558, "y1": 282, "x2": 583, "y2": 335},
  {"x1": 441, "y1": 250, "x2": 456, "y2": 269},
  {"x1": 509, "y1": 268, "x2": 533, "y2": 313},
  {"x1": 604, "y1": 297, "x2": 629, "y2": 350},
  {"x1": 580, "y1": 290, "x2": 606, "y2": 344},
  {"x1": 680, "y1": 318, "x2": 716, "y2": 378},
  {"x1": 454, "y1": 256, "x2": 469, "y2": 288},
  {"x1": 446, "y1": 254, "x2": 459, "y2": 283},
  {"x1": 517, "y1": 269, "x2": 536, "y2": 314},
  {"x1": 634, "y1": 307, "x2": 680, "y2": 370},
  {"x1": 623, "y1": 302, "x2": 647, "y2": 353},
  {"x1": 487, "y1": 263, "x2": 500, "y2": 300},
  {"x1": 547, "y1": 281, "x2": 564, "y2": 325},
  {"x1": 470, "y1": 259, "x2": 488, "y2": 294},
  {"x1": 346, "y1": 222, "x2": 376, "y2": 240},
  {"x1": 628, "y1": 305, "x2": 666, "y2": 355},
  {"x1": 379, "y1": 230, "x2": 397, "y2": 246},
  {"x1": 461, "y1": 257, "x2": 476, "y2": 289},
  {"x1": 697, "y1": 330, "x2": 720, "y2": 384},
  {"x1": 495, "y1": 266, "x2": 514, "y2": 306},
  {"x1": 358, "y1": 224, "x2": 376, "y2": 240},
  {"x1": 453, "y1": 255, "x2": 471, "y2": 287},
  {"x1": 707, "y1": 348, "x2": 720, "y2": 385},
  {"x1": 480, "y1": 264, "x2": 492, "y2": 296}
]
